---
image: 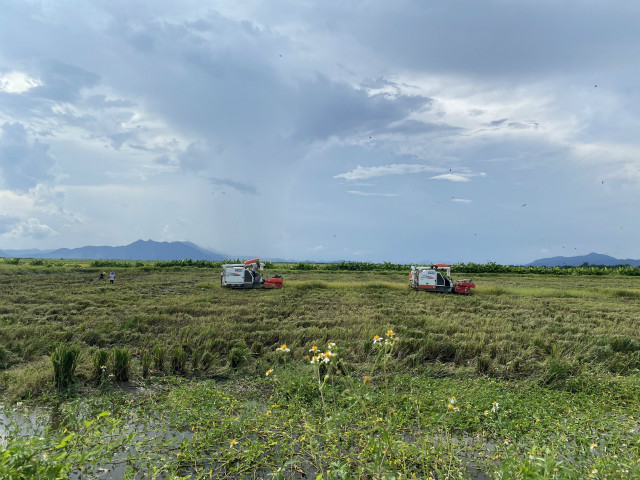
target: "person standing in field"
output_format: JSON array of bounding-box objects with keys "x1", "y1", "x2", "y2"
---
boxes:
[{"x1": 109, "y1": 271, "x2": 116, "y2": 284}]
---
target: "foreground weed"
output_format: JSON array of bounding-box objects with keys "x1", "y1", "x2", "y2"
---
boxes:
[
  {"x1": 170, "y1": 347, "x2": 187, "y2": 374},
  {"x1": 141, "y1": 350, "x2": 152, "y2": 379},
  {"x1": 153, "y1": 344, "x2": 167, "y2": 372},
  {"x1": 51, "y1": 343, "x2": 80, "y2": 390},
  {"x1": 92, "y1": 349, "x2": 110, "y2": 385},
  {"x1": 229, "y1": 345, "x2": 248, "y2": 369},
  {"x1": 309, "y1": 342, "x2": 338, "y2": 423},
  {"x1": 112, "y1": 348, "x2": 131, "y2": 382}
]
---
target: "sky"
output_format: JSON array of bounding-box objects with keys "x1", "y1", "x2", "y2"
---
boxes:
[{"x1": 1, "y1": 0, "x2": 639, "y2": 264}]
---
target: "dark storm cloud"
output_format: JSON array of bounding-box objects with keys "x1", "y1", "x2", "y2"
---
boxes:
[
  {"x1": 98, "y1": 14, "x2": 290, "y2": 143},
  {"x1": 96, "y1": 13, "x2": 433, "y2": 150},
  {"x1": 313, "y1": 0, "x2": 640, "y2": 77},
  {"x1": 0, "y1": 122, "x2": 56, "y2": 191},
  {"x1": 78, "y1": 12, "x2": 438, "y2": 179},
  {"x1": 290, "y1": 76, "x2": 432, "y2": 141}
]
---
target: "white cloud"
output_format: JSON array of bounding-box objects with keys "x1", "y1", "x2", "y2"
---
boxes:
[
  {"x1": 430, "y1": 173, "x2": 485, "y2": 182},
  {"x1": 0, "y1": 71, "x2": 41, "y2": 93},
  {"x1": 347, "y1": 190, "x2": 398, "y2": 197},
  {"x1": 7, "y1": 218, "x2": 58, "y2": 239},
  {"x1": 452, "y1": 198, "x2": 472, "y2": 203},
  {"x1": 335, "y1": 164, "x2": 443, "y2": 180},
  {"x1": 430, "y1": 173, "x2": 471, "y2": 182}
]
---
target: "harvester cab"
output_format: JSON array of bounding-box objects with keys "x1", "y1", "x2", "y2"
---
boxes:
[
  {"x1": 410, "y1": 264, "x2": 475, "y2": 294},
  {"x1": 220, "y1": 258, "x2": 283, "y2": 289}
]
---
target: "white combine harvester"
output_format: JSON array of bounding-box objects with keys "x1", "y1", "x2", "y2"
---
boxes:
[
  {"x1": 410, "y1": 264, "x2": 475, "y2": 294},
  {"x1": 220, "y1": 258, "x2": 283, "y2": 289}
]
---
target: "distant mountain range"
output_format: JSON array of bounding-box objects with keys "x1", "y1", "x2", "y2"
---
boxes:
[
  {"x1": 0, "y1": 240, "x2": 228, "y2": 261},
  {"x1": 1, "y1": 242, "x2": 639, "y2": 267},
  {"x1": 528, "y1": 252, "x2": 640, "y2": 267}
]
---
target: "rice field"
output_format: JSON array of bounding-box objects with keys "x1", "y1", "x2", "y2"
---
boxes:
[{"x1": 1, "y1": 263, "x2": 639, "y2": 478}]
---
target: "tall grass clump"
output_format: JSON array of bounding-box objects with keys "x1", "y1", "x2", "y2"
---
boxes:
[
  {"x1": 170, "y1": 347, "x2": 187, "y2": 374},
  {"x1": 0, "y1": 345, "x2": 9, "y2": 369},
  {"x1": 229, "y1": 345, "x2": 249, "y2": 369},
  {"x1": 200, "y1": 351, "x2": 214, "y2": 371},
  {"x1": 609, "y1": 336, "x2": 640, "y2": 353},
  {"x1": 112, "y1": 348, "x2": 131, "y2": 382},
  {"x1": 153, "y1": 344, "x2": 167, "y2": 372},
  {"x1": 191, "y1": 349, "x2": 203, "y2": 372},
  {"x1": 92, "y1": 349, "x2": 110, "y2": 384},
  {"x1": 51, "y1": 343, "x2": 80, "y2": 389},
  {"x1": 476, "y1": 355, "x2": 492, "y2": 375},
  {"x1": 141, "y1": 351, "x2": 152, "y2": 378}
]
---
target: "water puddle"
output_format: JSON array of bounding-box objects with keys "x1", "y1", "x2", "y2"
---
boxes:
[{"x1": 1, "y1": 402, "x2": 189, "y2": 479}]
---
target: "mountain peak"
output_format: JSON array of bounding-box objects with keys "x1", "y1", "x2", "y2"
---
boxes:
[{"x1": 528, "y1": 252, "x2": 640, "y2": 267}]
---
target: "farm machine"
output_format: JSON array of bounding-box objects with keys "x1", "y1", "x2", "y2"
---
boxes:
[
  {"x1": 410, "y1": 264, "x2": 475, "y2": 294},
  {"x1": 220, "y1": 258, "x2": 283, "y2": 289}
]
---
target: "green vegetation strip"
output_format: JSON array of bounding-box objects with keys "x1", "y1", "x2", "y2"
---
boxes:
[{"x1": 2, "y1": 371, "x2": 639, "y2": 479}]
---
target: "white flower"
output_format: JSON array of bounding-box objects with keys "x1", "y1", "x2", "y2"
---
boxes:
[{"x1": 491, "y1": 402, "x2": 499, "y2": 412}]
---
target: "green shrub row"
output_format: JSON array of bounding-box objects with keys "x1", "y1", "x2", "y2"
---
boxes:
[
  {"x1": 5, "y1": 255, "x2": 640, "y2": 274},
  {"x1": 285, "y1": 260, "x2": 640, "y2": 275}
]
